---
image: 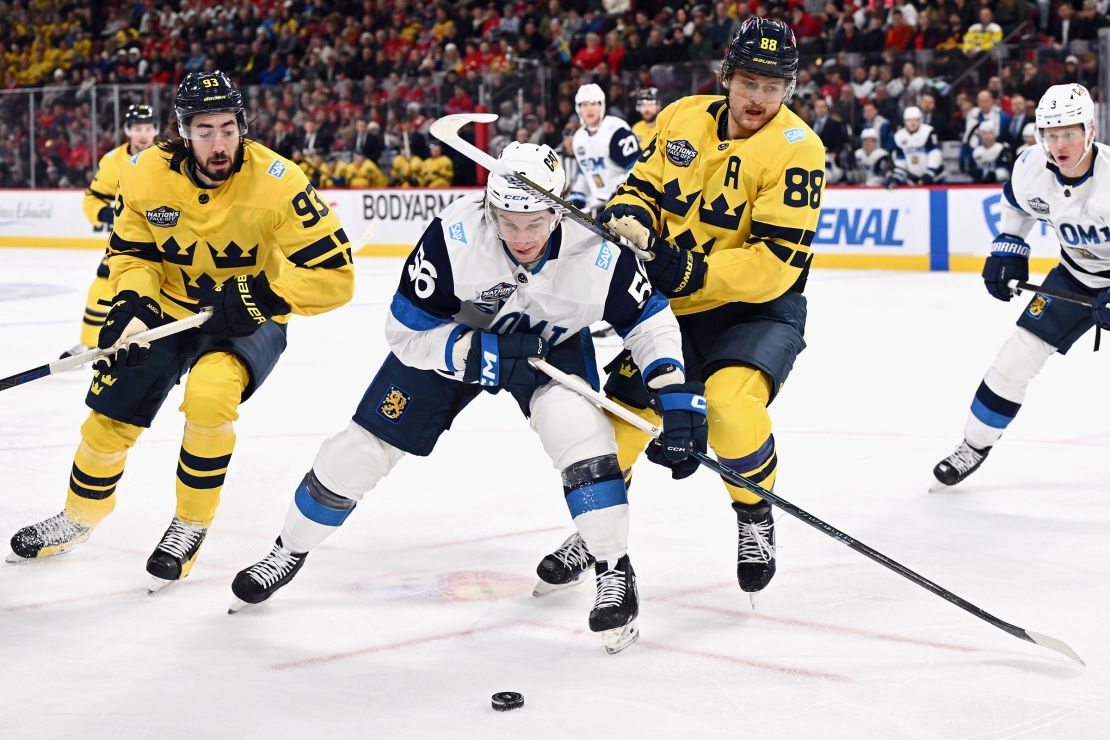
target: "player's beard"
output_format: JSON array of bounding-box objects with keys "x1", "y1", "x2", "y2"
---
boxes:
[{"x1": 193, "y1": 145, "x2": 243, "y2": 183}]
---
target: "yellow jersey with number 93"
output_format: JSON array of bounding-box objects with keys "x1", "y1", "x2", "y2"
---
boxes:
[
  {"x1": 608, "y1": 95, "x2": 825, "y2": 315},
  {"x1": 107, "y1": 140, "x2": 354, "y2": 322}
]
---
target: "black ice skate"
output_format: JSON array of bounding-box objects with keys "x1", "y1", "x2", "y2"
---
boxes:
[
  {"x1": 228, "y1": 537, "x2": 308, "y2": 614},
  {"x1": 533, "y1": 531, "x2": 595, "y2": 597},
  {"x1": 589, "y1": 554, "x2": 639, "y2": 654},
  {"x1": 733, "y1": 500, "x2": 776, "y2": 608},
  {"x1": 146, "y1": 516, "x2": 208, "y2": 593},
  {"x1": 7, "y1": 511, "x2": 92, "y2": 562},
  {"x1": 930, "y1": 441, "x2": 990, "y2": 492}
]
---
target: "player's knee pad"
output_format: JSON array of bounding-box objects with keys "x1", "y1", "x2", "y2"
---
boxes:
[
  {"x1": 705, "y1": 366, "x2": 776, "y2": 503},
  {"x1": 79, "y1": 411, "x2": 143, "y2": 455},
  {"x1": 179, "y1": 352, "x2": 250, "y2": 426},
  {"x1": 530, "y1": 383, "x2": 616, "y2": 470},
  {"x1": 985, "y1": 327, "x2": 1055, "y2": 400},
  {"x1": 312, "y1": 421, "x2": 405, "y2": 502}
]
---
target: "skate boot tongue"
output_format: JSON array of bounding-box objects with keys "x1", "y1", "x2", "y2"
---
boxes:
[
  {"x1": 228, "y1": 537, "x2": 308, "y2": 613},
  {"x1": 589, "y1": 555, "x2": 640, "y2": 654},
  {"x1": 146, "y1": 516, "x2": 208, "y2": 593}
]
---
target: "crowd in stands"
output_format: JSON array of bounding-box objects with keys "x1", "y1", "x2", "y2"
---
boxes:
[{"x1": 0, "y1": 0, "x2": 1106, "y2": 190}]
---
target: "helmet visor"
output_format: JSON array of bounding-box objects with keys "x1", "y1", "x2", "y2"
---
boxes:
[{"x1": 491, "y1": 207, "x2": 556, "y2": 244}]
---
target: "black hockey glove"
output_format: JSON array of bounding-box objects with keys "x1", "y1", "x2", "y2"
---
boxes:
[
  {"x1": 94, "y1": 290, "x2": 164, "y2": 371},
  {"x1": 646, "y1": 382, "x2": 708, "y2": 480},
  {"x1": 199, "y1": 273, "x2": 291, "y2": 341},
  {"x1": 982, "y1": 234, "x2": 1029, "y2": 302},
  {"x1": 96, "y1": 205, "x2": 114, "y2": 227},
  {"x1": 462, "y1": 331, "x2": 549, "y2": 388},
  {"x1": 644, "y1": 239, "x2": 707, "y2": 298},
  {"x1": 1092, "y1": 290, "x2": 1110, "y2": 329}
]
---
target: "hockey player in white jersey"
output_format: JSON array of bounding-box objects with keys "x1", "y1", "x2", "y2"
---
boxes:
[
  {"x1": 891, "y1": 106, "x2": 944, "y2": 186},
  {"x1": 932, "y1": 84, "x2": 1110, "y2": 490},
  {"x1": 228, "y1": 142, "x2": 706, "y2": 654},
  {"x1": 568, "y1": 83, "x2": 640, "y2": 215},
  {"x1": 1016, "y1": 122, "x2": 1036, "y2": 156},
  {"x1": 851, "y1": 128, "x2": 892, "y2": 186},
  {"x1": 969, "y1": 122, "x2": 1013, "y2": 184}
]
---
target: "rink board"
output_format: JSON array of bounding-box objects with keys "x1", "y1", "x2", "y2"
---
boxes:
[{"x1": 0, "y1": 186, "x2": 1061, "y2": 272}]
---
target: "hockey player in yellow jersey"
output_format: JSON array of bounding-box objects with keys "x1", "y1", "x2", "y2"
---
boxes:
[
  {"x1": 9, "y1": 72, "x2": 355, "y2": 592},
  {"x1": 630, "y1": 87, "x2": 660, "y2": 147},
  {"x1": 418, "y1": 141, "x2": 454, "y2": 187},
  {"x1": 389, "y1": 146, "x2": 422, "y2": 187},
  {"x1": 62, "y1": 104, "x2": 158, "y2": 359},
  {"x1": 534, "y1": 19, "x2": 824, "y2": 602}
]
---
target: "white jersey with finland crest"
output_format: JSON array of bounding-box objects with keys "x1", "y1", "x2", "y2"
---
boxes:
[
  {"x1": 1001, "y1": 143, "x2": 1110, "y2": 290},
  {"x1": 385, "y1": 192, "x2": 683, "y2": 378}
]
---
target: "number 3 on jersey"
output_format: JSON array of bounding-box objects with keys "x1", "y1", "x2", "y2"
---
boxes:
[{"x1": 783, "y1": 167, "x2": 823, "y2": 209}]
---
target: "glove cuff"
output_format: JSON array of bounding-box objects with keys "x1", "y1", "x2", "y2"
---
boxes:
[
  {"x1": 251, "y1": 274, "x2": 292, "y2": 315},
  {"x1": 990, "y1": 235, "x2": 1031, "y2": 258}
]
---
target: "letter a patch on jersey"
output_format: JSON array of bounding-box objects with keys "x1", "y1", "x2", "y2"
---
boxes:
[{"x1": 377, "y1": 385, "x2": 412, "y2": 423}]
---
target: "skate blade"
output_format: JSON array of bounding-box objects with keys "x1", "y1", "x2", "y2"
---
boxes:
[
  {"x1": 227, "y1": 596, "x2": 254, "y2": 614},
  {"x1": 147, "y1": 575, "x2": 178, "y2": 595},
  {"x1": 5, "y1": 551, "x2": 29, "y2": 564},
  {"x1": 601, "y1": 619, "x2": 640, "y2": 655},
  {"x1": 532, "y1": 572, "x2": 588, "y2": 597},
  {"x1": 928, "y1": 478, "x2": 953, "y2": 493},
  {"x1": 749, "y1": 590, "x2": 759, "y2": 610}
]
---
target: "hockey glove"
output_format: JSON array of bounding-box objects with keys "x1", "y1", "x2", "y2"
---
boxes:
[
  {"x1": 1092, "y1": 290, "x2": 1110, "y2": 329},
  {"x1": 568, "y1": 191, "x2": 588, "y2": 210},
  {"x1": 982, "y1": 234, "x2": 1030, "y2": 302},
  {"x1": 199, "y1": 273, "x2": 291, "y2": 341},
  {"x1": 94, "y1": 290, "x2": 164, "y2": 371},
  {"x1": 598, "y1": 203, "x2": 653, "y2": 251},
  {"x1": 96, "y1": 205, "x2": 114, "y2": 228},
  {"x1": 646, "y1": 382, "x2": 708, "y2": 480},
  {"x1": 645, "y1": 239, "x2": 707, "y2": 298},
  {"x1": 462, "y1": 331, "x2": 549, "y2": 388}
]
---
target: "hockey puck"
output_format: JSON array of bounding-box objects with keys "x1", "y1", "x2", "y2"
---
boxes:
[{"x1": 491, "y1": 691, "x2": 524, "y2": 711}]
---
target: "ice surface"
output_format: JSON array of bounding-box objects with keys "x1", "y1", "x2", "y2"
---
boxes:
[{"x1": 1, "y1": 248, "x2": 1107, "y2": 739}]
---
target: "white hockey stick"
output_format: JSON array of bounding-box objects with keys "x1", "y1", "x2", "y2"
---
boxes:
[
  {"x1": 429, "y1": 113, "x2": 653, "y2": 260},
  {"x1": 1, "y1": 309, "x2": 212, "y2": 392},
  {"x1": 530, "y1": 358, "x2": 1084, "y2": 665}
]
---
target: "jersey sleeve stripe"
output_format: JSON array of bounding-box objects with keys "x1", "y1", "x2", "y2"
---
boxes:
[
  {"x1": 288, "y1": 234, "x2": 343, "y2": 266},
  {"x1": 750, "y1": 220, "x2": 816, "y2": 248},
  {"x1": 641, "y1": 356, "x2": 685, "y2": 383},
  {"x1": 108, "y1": 233, "x2": 160, "y2": 262},
  {"x1": 752, "y1": 238, "x2": 810, "y2": 268},
  {"x1": 1001, "y1": 180, "x2": 1025, "y2": 212},
  {"x1": 389, "y1": 292, "x2": 453, "y2": 331},
  {"x1": 314, "y1": 250, "x2": 353, "y2": 269},
  {"x1": 444, "y1": 324, "x2": 468, "y2": 373},
  {"x1": 86, "y1": 188, "x2": 114, "y2": 203},
  {"x1": 610, "y1": 290, "x2": 670, "y2": 337},
  {"x1": 622, "y1": 173, "x2": 663, "y2": 204}
]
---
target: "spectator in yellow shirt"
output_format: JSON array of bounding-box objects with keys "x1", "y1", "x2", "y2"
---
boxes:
[{"x1": 962, "y1": 8, "x2": 1003, "y2": 54}]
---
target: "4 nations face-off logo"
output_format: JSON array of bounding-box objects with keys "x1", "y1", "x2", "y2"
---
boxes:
[{"x1": 145, "y1": 206, "x2": 181, "y2": 228}]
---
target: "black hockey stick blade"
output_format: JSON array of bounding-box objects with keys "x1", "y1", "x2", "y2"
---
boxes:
[
  {"x1": 688, "y1": 449, "x2": 1085, "y2": 666},
  {"x1": 1009, "y1": 279, "x2": 1094, "y2": 308}
]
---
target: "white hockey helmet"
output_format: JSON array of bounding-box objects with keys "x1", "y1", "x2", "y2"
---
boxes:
[
  {"x1": 1022, "y1": 122, "x2": 1035, "y2": 139},
  {"x1": 575, "y1": 83, "x2": 606, "y2": 125},
  {"x1": 1034, "y1": 83, "x2": 1095, "y2": 164},
  {"x1": 903, "y1": 106, "x2": 923, "y2": 122},
  {"x1": 860, "y1": 127, "x2": 878, "y2": 140},
  {"x1": 485, "y1": 141, "x2": 565, "y2": 238}
]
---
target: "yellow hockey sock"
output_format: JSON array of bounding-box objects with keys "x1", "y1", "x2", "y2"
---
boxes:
[
  {"x1": 705, "y1": 366, "x2": 777, "y2": 506},
  {"x1": 175, "y1": 422, "x2": 235, "y2": 526},
  {"x1": 64, "y1": 413, "x2": 143, "y2": 526},
  {"x1": 79, "y1": 275, "x2": 114, "y2": 348}
]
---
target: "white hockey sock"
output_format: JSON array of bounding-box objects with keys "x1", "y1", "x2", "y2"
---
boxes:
[{"x1": 964, "y1": 328, "x2": 1055, "y2": 449}]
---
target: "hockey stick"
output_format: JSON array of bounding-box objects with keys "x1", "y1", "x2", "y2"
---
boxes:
[
  {"x1": 530, "y1": 357, "x2": 1085, "y2": 666},
  {"x1": 429, "y1": 113, "x2": 653, "y2": 261},
  {"x1": 0, "y1": 309, "x2": 212, "y2": 392},
  {"x1": 1008, "y1": 279, "x2": 1094, "y2": 308}
]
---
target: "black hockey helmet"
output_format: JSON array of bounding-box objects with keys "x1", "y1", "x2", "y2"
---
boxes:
[
  {"x1": 719, "y1": 18, "x2": 799, "y2": 99},
  {"x1": 123, "y1": 104, "x2": 155, "y2": 128},
  {"x1": 174, "y1": 71, "x2": 247, "y2": 138},
  {"x1": 635, "y1": 87, "x2": 659, "y2": 106}
]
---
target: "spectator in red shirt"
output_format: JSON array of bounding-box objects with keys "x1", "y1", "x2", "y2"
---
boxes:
[
  {"x1": 573, "y1": 32, "x2": 606, "y2": 72},
  {"x1": 884, "y1": 9, "x2": 914, "y2": 50},
  {"x1": 445, "y1": 84, "x2": 475, "y2": 115}
]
